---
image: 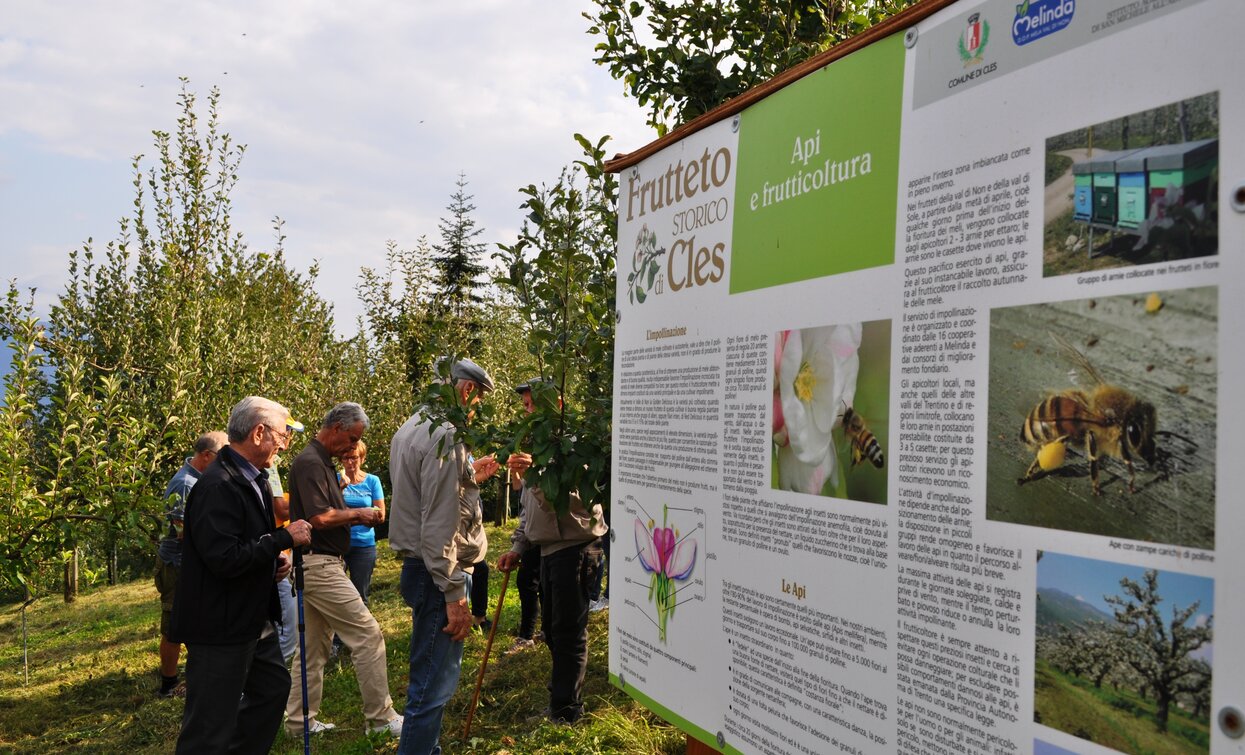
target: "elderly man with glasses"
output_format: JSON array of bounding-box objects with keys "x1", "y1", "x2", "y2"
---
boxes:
[
  {"x1": 285, "y1": 402, "x2": 404, "y2": 738},
  {"x1": 172, "y1": 397, "x2": 312, "y2": 755}
]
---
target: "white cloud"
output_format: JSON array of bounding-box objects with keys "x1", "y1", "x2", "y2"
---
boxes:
[{"x1": 0, "y1": 0, "x2": 654, "y2": 330}]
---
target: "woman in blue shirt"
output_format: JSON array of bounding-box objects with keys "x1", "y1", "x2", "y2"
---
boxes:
[{"x1": 339, "y1": 440, "x2": 385, "y2": 605}]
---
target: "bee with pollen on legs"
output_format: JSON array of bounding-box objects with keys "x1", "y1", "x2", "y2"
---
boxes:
[{"x1": 1017, "y1": 334, "x2": 1161, "y2": 495}]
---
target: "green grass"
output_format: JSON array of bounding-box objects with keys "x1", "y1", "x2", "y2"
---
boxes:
[
  {"x1": 1034, "y1": 660, "x2": 1209, "y2": 754},
  {"x1": 0, "y1": 524, "x2": 684, "y2": 754}
]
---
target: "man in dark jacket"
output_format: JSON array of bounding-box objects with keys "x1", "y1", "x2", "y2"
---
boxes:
[{"x1": 173, "y1": 396, "x2": 312, "y2": 754}]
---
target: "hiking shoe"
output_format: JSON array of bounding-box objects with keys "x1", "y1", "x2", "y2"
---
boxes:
[
  {"x1": 473, "y1": 617, "x2": 493, "y2": 634},
  {"x1": 157, "y1": 680, "x2": 187, "y2": 699},
  {"x1": 366, "y1": 715, "x2": 403, "y2": 737},
  {"x1": 505, "y1": 637, "x2": 536, "y2": 656},
  {"x1": 287, "y1": 719, "x2": 336, "y2": 736},
  {"x1": 526, "y1": 706, "x2": 582, "y2": 726},
  {"x1": 589, "y1": 598, "x2": 609, "y2": 613}
]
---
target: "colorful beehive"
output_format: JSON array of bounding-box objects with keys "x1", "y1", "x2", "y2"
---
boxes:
[
  {"x1": 1115, "y1": 146, "x2": 1163, "y2": 229},
  {"x1": 1072, "y1": 160, "x2": 1093, "y2": 221},
  {"x1": 1090, "y1": 149, "x2": 1145, "y2": 226},
  {"x1": 1146, "y1": 138, "x2": 1218, "y2": 210}
]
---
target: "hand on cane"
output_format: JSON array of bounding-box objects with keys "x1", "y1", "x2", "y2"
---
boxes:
[
  {"x1": 286, "y1": 519, "x2": 312, "y2": 545},
  {"x1": 497, "y1": 551, "x2": 520, "y2": 573}
]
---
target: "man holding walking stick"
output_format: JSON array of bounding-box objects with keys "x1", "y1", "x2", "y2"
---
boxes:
[
  {"x1": 389, "y1": 357, "x2": 499, "y2": 754},
  {"x1": 172, "y1": 396, "x2": 312, "y2": 754},
  {"x1": 497, "y1": 379, "x2": 607, "y2": 725}
]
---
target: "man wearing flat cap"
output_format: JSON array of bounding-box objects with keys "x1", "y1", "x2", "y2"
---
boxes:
[
  {"x1": 389, "y1": 357, "x2": 500, "y2": 754},
  {"x1": 498, "y1": 379, "x2": 607, "y2": 724}
]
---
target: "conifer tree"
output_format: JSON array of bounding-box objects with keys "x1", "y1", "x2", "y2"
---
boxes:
[{"x1": 432, "y1": 173, "x2": 488, "y2": 319}]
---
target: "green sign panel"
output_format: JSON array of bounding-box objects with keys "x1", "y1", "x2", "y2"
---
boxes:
[{"x1": 730, "y1": 34, "x2": 904, "y2": 293}]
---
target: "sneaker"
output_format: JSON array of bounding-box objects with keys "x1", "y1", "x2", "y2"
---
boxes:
[
  {"x1": 286, "y1": 719, "x2": 336, "y2": 736},
  {"x1": 366, "y1": 715, "x2": 403, "y2": 737},
  {"x1": 589, "y1": 597, "x2": 609, "y2": 613},
  {"x1": 504, "y1": 637, "x2": 536, "y2": 656},
  {"x1": 473, "y1": 616, "x2": 493, "y2": 634}
]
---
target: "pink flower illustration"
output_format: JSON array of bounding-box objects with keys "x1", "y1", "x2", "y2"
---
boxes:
[{"x1": 635, "y1": 506, "x2": 697, "y2": 641}]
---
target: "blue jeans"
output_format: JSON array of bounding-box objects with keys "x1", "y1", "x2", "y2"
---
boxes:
[
  {"x1": 276, "y1": 575, "x2": 298, "y2": 661},
  {"x1": 398, "y1": 558, "x2": 469, "y2": 755},
  {"x1": 345, "y1": 544, "x2": 377, "y2": 605}
]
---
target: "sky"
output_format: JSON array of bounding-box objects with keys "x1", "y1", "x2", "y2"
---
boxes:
[{"x1": 0, "y1": 1, "x2": 655, "y2": 336}]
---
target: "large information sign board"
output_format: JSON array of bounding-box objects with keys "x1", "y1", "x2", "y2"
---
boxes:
[{"x1": 608, "y1": 0, "x2": 1243, "y2": 753}]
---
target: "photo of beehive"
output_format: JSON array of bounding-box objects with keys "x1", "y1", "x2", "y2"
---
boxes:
[{"x1": 1041, "y1": 92, "x2": 1218, "y2": 277}]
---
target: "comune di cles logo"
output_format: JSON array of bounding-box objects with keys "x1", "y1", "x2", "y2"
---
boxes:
[
  {"x1": 1012, "y1": 0, "x2": 1075, "y2": 46},
  {"x1": 958, "y1": 12, "x2": 990, "y2": 66}
]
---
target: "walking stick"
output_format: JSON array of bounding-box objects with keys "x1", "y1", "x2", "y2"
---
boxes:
[
  {"x1": 293, "y1": 549, "x2": 311, "y2": 755},
  {"x1": 463, "y1": 568, "x2": 511, "y2": 739}
]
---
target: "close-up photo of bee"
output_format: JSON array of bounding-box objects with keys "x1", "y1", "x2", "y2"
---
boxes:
[
  {"x1": 986, "y1": 286, "x2": 1216, "y2": 550},
  {"x1": 842, "y1": 400, "x2": 885, "y2": 470},
  {"x1": 771, "y1": 318, "x2": 890, "y2": 505}
]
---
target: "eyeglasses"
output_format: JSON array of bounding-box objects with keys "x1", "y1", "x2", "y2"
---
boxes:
[
  {"x1": 264, "y1": 424, "x2": 291, "y2": 445},
  {"x1": 341, "y1": 455, "x2": 361, "y2": 462}
]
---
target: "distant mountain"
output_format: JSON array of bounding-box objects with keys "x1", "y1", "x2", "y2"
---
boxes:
[{"x1": 1036, "y1": 587, "x2": 1113, "y2": 635}]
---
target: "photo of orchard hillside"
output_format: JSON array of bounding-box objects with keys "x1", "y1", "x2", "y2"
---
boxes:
[{"x1": 1035, "y1": 552, "x2": 1214, "y2": 754}]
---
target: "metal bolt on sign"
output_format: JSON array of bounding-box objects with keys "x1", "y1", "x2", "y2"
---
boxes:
[
  {"x1": 904, "y1": 27, "x2": 919, "y2": 49},
  {"x1": 1231, "y1": 181, "x2": 1245, "y2": 213},
  {"x1": 716, "y1": 731, "x2": 727, "y2": 748},
  {"x1": 1220, "y1": 706, "x2": 1244, "y2": 738}
]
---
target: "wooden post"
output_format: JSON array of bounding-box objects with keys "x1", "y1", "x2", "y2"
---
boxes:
[{"x1": 687, "y1": 735, "x2": 718, "y2": 754}]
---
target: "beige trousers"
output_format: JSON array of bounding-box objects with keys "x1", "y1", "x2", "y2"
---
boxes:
[{"x1": 285, "y1": 553, "x2": 398, "y2": 727}]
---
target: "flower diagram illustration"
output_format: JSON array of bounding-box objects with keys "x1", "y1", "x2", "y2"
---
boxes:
[{"x1": 635, "y1": 505, "x2": 698, "y2": 642}]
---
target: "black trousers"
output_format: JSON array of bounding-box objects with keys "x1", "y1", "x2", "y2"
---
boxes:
[
  {"x1": 517, "y1": 548, "x2": 542, "y2": 639},
  {"x1": 470, "y1": 559, "x2": 490, "y2": 618},
  {"x1": 539, "y1": 539, "x2": 603, "y2": 722},
  {"x1": 177, "y1": 633, "x2": 289, "y2": 754}
]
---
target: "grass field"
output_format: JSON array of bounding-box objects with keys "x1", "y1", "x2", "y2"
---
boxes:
[
  {"x1": 0, "y1": 523, "x2": 684, "y2": 754},
  {"x1": 1034, "y1": 661, "x2": 1209, "y2": 754}
]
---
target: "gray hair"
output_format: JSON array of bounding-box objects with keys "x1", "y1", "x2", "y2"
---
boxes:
[
  {"x1": 193, "y1": 431, "x2": 228, "y2": 454},
  {"x1": 227, "y1": 396, "x2": 290, "y2": 443},
  {"x1": 321, "y1": 402, "x2": 369, "y2": 431}
]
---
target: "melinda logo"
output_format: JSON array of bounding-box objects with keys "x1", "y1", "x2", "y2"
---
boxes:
[{"x1": 1012, "y1": 0, "x2": 1075, "y2": 46}]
